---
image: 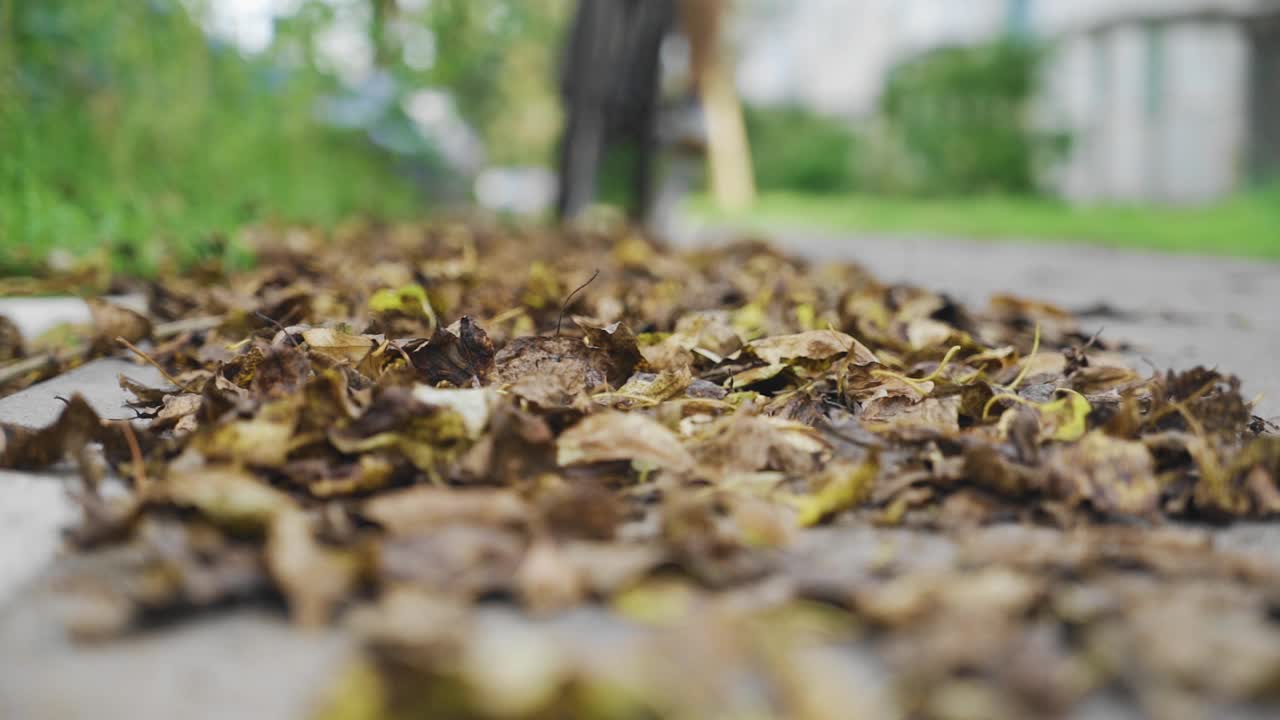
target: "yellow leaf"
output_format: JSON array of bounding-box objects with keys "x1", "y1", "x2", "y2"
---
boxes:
[
  {"x1": 311, "y1": 660, "x2": 387, "y2": 720},
  {"x1": 795, "y1": 454, "x2": 879, "y2": 527},
  {"x1": 556, "y1": 412, "x2": 695, "y2": 472},
  {"x1": 301, "y1": 327, "x2": 375, "y2": 365},
  {"x1": 612, "y1": 577, "x2": 699, "y2": 625},
  {"x1": 748, "y1": 329, "x2": 877, "y2": 366},
  {"x1": 368, "y1": 284, "x2": 434, "y2": 320},
  {"x1": 1041, "y1": 389, "x2": 1092, "y2": 442},
  {"x1": 166, "y1": 466, "x2": 294, "y2": 532}
]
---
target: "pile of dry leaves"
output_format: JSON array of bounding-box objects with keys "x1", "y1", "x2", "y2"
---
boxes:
[{"x1": 3, "y1": 221, "x2": 1279, "y2": 719}]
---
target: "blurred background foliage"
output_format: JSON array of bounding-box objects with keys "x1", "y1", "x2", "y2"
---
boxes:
[
  {"x1": 747, "y1": 41, "x2": 1060, "y2": 198},
  {"x1": 1, "y1": 0, "x2": 1275, "y2": 273},
  {"x1": 877, "y1": 41, "x2": 1055, "y2": 195},
  {"x1": 744, "y1": 105, "x2": 863, "y2": 195},
  {"x1": 0, "y1": 0, "x2": 567, "y2": 275}
]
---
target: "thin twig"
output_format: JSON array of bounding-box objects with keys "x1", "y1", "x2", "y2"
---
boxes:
[
  {"x1": 1005, "y1": 321, "x2": 1042, "y2": 391},
  {"x1": 0, "y1": 348, "x2": 58, "y2": 384},
  {"x1": 116, "y1": 337, "x2": 193, "y2": 392},
  {"x1": 818, "y1": 416, "x2": 888, "y2": 450},
  {"x1": 254, "y1": 311, "x2": 302, "y2": 348},
  {"x1": 556, "y1": 269, "x2": 600, "y2": 337},
  {"x1": 0, "y1": 315, "x2": 222, "y2": 392},
  {"x1": 119, "y1": 421, "x2": 148, "y2": 492},
  {"x1": 154, "y1": 315, "x2": 223, "y2": 339}
]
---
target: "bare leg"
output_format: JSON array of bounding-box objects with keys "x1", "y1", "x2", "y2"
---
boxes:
[{"x1": 678, "y1": 0, "x2": 723, "y2": 93}]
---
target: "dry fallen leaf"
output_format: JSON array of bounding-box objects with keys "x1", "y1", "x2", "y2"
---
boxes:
[
  {"x1": 748, "y1": 329, "x2": 878, "y2": 366},
  {"x1": 556, "y1": 411, "x2": 695, "y2": 472},
  {"x1": 3, "y1": 220, "x2": 1275, "y2": 719}
]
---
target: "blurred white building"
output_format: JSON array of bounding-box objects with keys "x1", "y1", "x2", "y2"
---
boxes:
[
  {"x1": 734, "y1": 0, "x2": 1280, "y2": 205},
  {"x1": 1037, "y1": 0, "x2": 1280, "y2": 204},
  {"x1": 734, "y1": 0, "x2": 1012, "y2": 117}
]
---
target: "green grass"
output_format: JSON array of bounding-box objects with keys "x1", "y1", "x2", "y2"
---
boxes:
[{"x1": 691, "y1": 189, "x2": 1280, "y2": 260}]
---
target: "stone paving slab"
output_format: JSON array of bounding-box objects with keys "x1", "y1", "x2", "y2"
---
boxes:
[
  {"x1": 0, "y1": 605, "x2": 353, "y2": 720},
  {"x1": 0, "y1": 356, "x2": 356, "y2": 720},
  {"x1": 0, "y1": 360, "x2": 166, "y2": 618},
  {"x1": 0, "y1": 358, "x2": 164, "y2": 605},
  {"x1": 0, "y1": 470, "x2": 79, "y2": 608},
  {"x1": 0, "y1": 295, "x2": 147, "y2": 340},
  {"x1": 0, "y1": 359, "x2": 164, "y2": 428}
]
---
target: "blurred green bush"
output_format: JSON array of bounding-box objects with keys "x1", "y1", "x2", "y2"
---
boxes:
[
  {"x1": 0, "y1": 0, "x2": 437, "y2": 274},
  {"x1": 877, "y1": 41, "x2": 1066, "y2": 195},
  {"x1": 744, "y1": 105, "x2": 863, "y2": 194},
  {"x1": 742, "y1": 42, "x2": 1067, "y2": 199},
  {"x1": 0, "y1": 0, "x2": 567, "y2": 276}
]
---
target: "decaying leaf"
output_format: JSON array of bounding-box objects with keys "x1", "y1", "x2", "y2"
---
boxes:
[
  {"x1": 556, "y1": 411, "x2": 694, "y2": 472},
  {"x1": 192, "y1": 400, "x2": 297, "y2": 468},
  {"x1": 368, "y1": 284, "x2": 437, "y2": 336},
  {"x1": 403, "y1": 316, "x2": 495, "y2": 386},
  {"x1": 492, "y1": 335, "x2": 619, "y2": 408},
  {"x1": 748, "y1": 329, "x2": 877, "y2": 367},
  {"x1": 0, "y1": 315, "x2": 24, "y2": 362},
  {"x1": 301, "y1": 327, "x2": 376, "y2": 366},
  {"x1": 690, "y1": 413, "x2": 830, "y2": 474},
  {"x1": 863, "y1": 395, "x2": 962, "y2": 434},
  {"x1": 0, "y1": 394, "x2": 140, "y2": 490},
  {"x1": 362, "y1": 486, "x2": 527, "y2": 535},
  {"x1": 1048, "y1": 431, "x2": 1160, "y2": 516},
  {"x1": 165, "y1": 465, "x2": 294, "y2": 532},
  {"x1": 88, "y1": 298, "x2": 152, "y2": 351},
  {"x1": 267, "y1": 509, "x2": 360, "y2": 626},
  {"x1": 515, "y1": 540, "x2": 584, "y2": 615},
  {"x1": 411, "y1": 385, "x2": 495, "y2": 439}
]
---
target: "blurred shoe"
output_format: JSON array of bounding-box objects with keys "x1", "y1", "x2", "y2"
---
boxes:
[{"x1": 660, "y1": 95, "x2": 708, "y2": 155}]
